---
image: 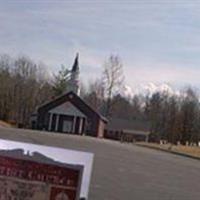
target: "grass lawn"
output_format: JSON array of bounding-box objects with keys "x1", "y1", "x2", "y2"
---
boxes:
[{"x1": 137, "y1": 142, "x2": 200, "y2": 159}]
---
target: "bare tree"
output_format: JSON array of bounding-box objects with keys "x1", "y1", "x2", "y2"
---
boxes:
[
  {"x1": 0, "y1": 54, "x2": 53, "y2": 127},
  {"x1": 83, "y1": 79, "x2": 105, "y2": 112},
  {"x1": 111, "y1": 94, "x2": 133, "y2": 119},
  {"x1": 0, "y1": 54, "x2": 13, "y2": 120},
  {"x1": 102, "y1": 55, "x2": 124, "y2": 117},
  {"x1": 179, "y1": 88, "x2": 200, "y2": 145}
]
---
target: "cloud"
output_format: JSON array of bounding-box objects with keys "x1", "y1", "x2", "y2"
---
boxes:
[
  {"x1": 1, "y1": 0, "x2": 200, "y2": 90},
  {"x1": 123, "y1": 59, "x2": 200, "y2": 89},
  {"x1": 121, "y1": 82, "x2": 181, "y2": 98},
  {"x1": 121, "y1": 85, "x2": 134, "y2": 98}
]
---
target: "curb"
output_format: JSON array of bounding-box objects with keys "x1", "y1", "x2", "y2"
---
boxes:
[{"x1": 136, "y1": 143, "x2": 200, "y2": 161}]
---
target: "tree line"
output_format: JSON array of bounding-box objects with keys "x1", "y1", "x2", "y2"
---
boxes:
[
  {"x1": 0, "y1": 53, "x2": 200, "y2": 145},
  {"x1": 85, "y1": 84, "x2": 200, "y2": 145},
  {"x1": 0, "y1": 54, "x2": 53, "y2": 126},
  {"x1": 145, "y1": 89, "x2": 200, "y2": 145}
]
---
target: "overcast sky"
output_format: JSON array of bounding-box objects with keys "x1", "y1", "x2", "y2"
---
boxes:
[{"x1": 1, "y1": 0, "x2": 200, "y2": 92}]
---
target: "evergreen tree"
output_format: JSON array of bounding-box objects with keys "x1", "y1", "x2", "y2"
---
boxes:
[{"x1": 52, "y1": 65, "x2": 71, "y2": 96}]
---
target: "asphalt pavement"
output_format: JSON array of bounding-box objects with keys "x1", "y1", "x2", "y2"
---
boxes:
[{"x1": 0, "y1": 127, "x2": 200, "y2": 200}]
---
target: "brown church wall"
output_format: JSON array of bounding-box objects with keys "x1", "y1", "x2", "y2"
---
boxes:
[{"x1": 97, "y1": 120, "x2": 105, "y2": 138}]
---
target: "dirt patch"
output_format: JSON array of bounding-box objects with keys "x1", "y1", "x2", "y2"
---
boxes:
[{"x1": 0, "y1": 121, "x2": 13, "y2": 128}]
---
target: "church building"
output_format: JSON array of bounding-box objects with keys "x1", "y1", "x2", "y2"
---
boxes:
[{"x1": 31, "y1": 54, "x2": 107, "y2": 138}]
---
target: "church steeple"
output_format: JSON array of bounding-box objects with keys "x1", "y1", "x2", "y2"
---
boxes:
[
  {"x1": 71, "y1": 53, "x2": 79, "y2": 72},
  {"x1": 66, "y1": 53, "x2": 80, "y2": 95}
]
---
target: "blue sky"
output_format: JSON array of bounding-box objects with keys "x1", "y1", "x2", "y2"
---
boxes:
[{"x1": 1, "y1": 0, "x2": 200, "y2": 92}]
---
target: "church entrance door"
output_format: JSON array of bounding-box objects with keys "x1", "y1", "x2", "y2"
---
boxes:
[{"x1": 62, "y1": 120, "x2": 72, "y2": 133}]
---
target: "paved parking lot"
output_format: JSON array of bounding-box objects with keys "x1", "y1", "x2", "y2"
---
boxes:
[{"x1": 0, "y1": 127, "x2": 200, "y2": 200}]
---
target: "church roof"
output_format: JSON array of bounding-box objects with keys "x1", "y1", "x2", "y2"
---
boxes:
[
  {"x1": 106, "y1": 117, "x2": 150, "y2": 132},
  {"x1": 37, "y1": 91, "x2": 107, "y2": 122}
]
